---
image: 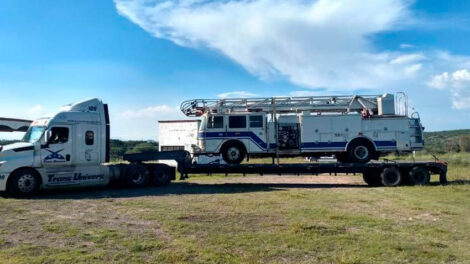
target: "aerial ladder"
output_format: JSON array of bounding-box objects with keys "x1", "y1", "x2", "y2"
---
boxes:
[{"x1": 180, "y1": 94, "x2": 401, "y2": 117}]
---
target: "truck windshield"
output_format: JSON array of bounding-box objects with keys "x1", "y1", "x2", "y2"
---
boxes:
[{"x1": 22, "y1": 126, "x2": 45, "y2": 143}]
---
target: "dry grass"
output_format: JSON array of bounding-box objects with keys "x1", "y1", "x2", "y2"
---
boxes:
[{"x1": 0, "y1": 170, "x2": 469, "y2": 263}]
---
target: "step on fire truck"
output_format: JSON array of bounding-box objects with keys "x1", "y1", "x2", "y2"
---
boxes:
[{"x1": 180, "y1": 93, "x2": 424, "y2": 164}]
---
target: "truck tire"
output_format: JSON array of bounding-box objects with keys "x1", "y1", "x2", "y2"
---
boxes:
[
  {"x1": 362, "y1": 170, "x2": 383, "y2": 186},
  {"x1": 7, "y1": 168, "x2": 40, "y2": 197},
  {"x1": 408, "y1": 166, "x2": 430, "y2": 185},
  {"x1": 150, "y1": 166, "x2": 172, "y2": 186},
  {"x1": 347, "y1": 139, "x2": 375, "y2": 163},
  {"x1": 124, "y1": 164, "x2": 149, "y2": 188},
  {"x1": 221, "y1": 142, "x2": 246, "y2": 164},
  {"x1": 380, "y1": 167, "x2": 402, "y2": 187}
]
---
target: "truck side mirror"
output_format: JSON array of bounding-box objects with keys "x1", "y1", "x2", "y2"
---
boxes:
[{"x1": 46, "y1": 130, "x2": 52, "y2": 142}]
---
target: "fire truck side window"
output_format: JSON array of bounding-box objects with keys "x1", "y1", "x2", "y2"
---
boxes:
[
  {"x1": 249, "y1": 115, "x2": 263, "y2": 128},
  {"x1": 229, "y1": 116, "x2": 246, "y2": 129},
  {"x1": 207, "y1": 116, "x2": 224, "y2": 129},
  {"x1": 49, "y1": 127, "x2": 69, "y2": 144}
]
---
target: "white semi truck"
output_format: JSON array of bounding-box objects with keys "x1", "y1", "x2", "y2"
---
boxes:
[
  {"x1": 0, "y1": 97, "x2": 447, "y2": 197},
  {"x1": 180, "y1": 94, "x2": 424, "y2": 164},
  {"x1": 0, "y1": 99, "x2": 175, "y2": 197}
]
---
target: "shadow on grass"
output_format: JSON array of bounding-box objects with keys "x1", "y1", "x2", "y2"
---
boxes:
[
  {"x1": 5, "y1": 180, "x2": 468, "y2": 200},
  {"x1": 30, "y1": 182, "x2": 370, "y2": 200}
]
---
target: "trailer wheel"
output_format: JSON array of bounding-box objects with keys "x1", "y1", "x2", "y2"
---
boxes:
[
  {"x1": 362, "y1": 171, "x2": 383, "y2": 186},
  {"x1": 408, "y1": 167, "x2": 430, "y2": 186},
  {"x1": 150, "y1": 166, "x2": 172, "y2": 186},
  {"x1": 221, "y1": 141, "x2": 246, "y2": 164},
  {"x1": 380, "y1": 167, "x2": 402, "y2": 187},
  {"x1": 347, "y1": 139, "x2": 375, "y2": 163},
  {"x1": 7, "y1": 168, "x2": 40, "y2": 197},
  {"x1": 124, "y1": 165, "x2": 149, "y2": 188}
]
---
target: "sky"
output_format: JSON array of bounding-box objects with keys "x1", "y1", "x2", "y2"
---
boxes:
[{"x1": 1, "y1": 0, "x2": 470, "y2": 140}]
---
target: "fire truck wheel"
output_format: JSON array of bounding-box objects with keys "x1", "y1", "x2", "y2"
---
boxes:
[
  {"x1": 380, "y1": 167, "x2": 402, "y2": 187},
  {"x1": 221, "y1": 142, "x2": 246, "y2": 164},
  {"x1": 362, "y1": 170, "x2": 383, "y2": 186},
  {"x1": 347, "y1": 140, "x2": 375, "y2": 163},
  {"x1": 408, "y1": 166, "x2": 430, "y2": 185},
  {"x1": 7, "y1": 168, "x2": 40, "y2": 197},
  {"x1": 125, "y1": 165, "x2": 149, "y2": 188}
]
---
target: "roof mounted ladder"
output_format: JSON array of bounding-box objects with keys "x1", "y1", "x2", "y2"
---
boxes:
[{"x1": 180, "y1": 94, "x2": 393, "y2": 117}]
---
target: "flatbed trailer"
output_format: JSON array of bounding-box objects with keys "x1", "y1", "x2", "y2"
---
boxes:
[{"x1": 124, "y1": 151, "x2": 448, "y2": 187}]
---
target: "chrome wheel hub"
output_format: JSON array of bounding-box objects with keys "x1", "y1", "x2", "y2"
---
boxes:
[
  {"x1": 17, "y1": 174, "x2": 36, "y2": 193},
  {"x1": 227, "y1": 147, "x2": 241, "y2": 160},
  {"x1": 354, "y1": 146, "x2": 369, "y2": 160}
]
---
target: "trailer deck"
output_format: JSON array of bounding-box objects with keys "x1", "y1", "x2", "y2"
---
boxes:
[{"x1": 123, "y1": 151, "x2": 448, "y2": 186}]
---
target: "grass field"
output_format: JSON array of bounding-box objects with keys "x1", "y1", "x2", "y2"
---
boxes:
[{"x1": 0, "y1": 155, "x2": 469, "y2": 263}]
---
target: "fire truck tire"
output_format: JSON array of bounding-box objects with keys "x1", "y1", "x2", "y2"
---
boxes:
[
  {"x1": 408, "y1": 166, "x2": 430, "y2": 185},
  {"x1": 124, "y1": 164, "x2": 149, "y2": 188},
  {"x1": 347, "y1": 139, "x2": 375, "y2": 163},
  {"x1": 7, "y1": 168, "x2": 40, "y2": 197},
  {"x1": 221, "y1": 141, "x2": 246, "y2": 164},
  {"x1": 380, "y1": 167, "x2": 402, "y2": 187}
]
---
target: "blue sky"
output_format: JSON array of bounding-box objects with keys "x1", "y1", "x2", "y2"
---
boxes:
[{"x1": 1, "y1": 0, "x2": 470, "y2": 140}]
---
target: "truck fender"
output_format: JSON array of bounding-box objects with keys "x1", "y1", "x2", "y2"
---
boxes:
[{"x1": 345, "y1": 136, "x2": 377, "y2": 152}]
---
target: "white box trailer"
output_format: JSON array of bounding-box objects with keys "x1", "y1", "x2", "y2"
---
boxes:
[
  {"x1": 158, "y1": 120, "x2": 200, "y2": 153},
  {"x1": 159, "y1": 120, "x2": 227, "y2": 165}
]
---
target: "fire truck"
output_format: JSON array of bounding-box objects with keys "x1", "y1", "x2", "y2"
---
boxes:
[{"x1": 180, "y1": 93, "x2": 424, "y2": 164}]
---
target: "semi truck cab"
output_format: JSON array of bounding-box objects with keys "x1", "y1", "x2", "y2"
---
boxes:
[{"x1": 0, "y1": 99, "x2": 112, "y2": 194}]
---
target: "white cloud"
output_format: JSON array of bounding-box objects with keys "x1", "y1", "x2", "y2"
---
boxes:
[
  {"x1": 400, "y1": 43, "x2": 414, "y2": 49},
  {"x1": 115, "y1": 0, "x2": 422, "y2": 90},
  {"x1": 217, "y1": 91, "x2": 258, "y2": 99},
  {"x1": 116, "y1": 105, "x2": 186, "y2": 140},
  {"x1": 27, "y1": 105, "x2": 43, "y2": 115},
  {"x1": 428, "y1": 69, "x2": 470, "y2": 109},
  {"x1": 289, "y1": 90, "x2": 321, "y2": 97},
  {"x1": 390, "y1": 53, "x2": 426, "y2": 65},
  {"x1": 114, "y1": 0, "x2": 470, "y2": 113},
  {"x1": 122, "y1": 105, "x2": 176, "y2": 118}
]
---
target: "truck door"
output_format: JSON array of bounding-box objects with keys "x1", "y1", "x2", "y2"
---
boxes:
[
  {"x1": 41, "y1": 126, "x2": 73, "y2": 167},
  {"x1": 41, "y1": 126, "x2": 77, "y2": 187},
  {"x1": 248, "y1": 115, "x2": 267, "y2": 152}
]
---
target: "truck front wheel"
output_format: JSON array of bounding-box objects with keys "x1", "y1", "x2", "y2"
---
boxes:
[
  {"x1": 7, "y1": 168, "x2": 40, "y2": 197},
  {"x1": 221, "y1": 142, "x2": 246, "y2": 164}
]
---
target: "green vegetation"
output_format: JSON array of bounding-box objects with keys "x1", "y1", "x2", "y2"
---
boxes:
[
  {"x1": 109, "y1": 140, "x2": 158, "y2": 161},
  {"x1": 423, "y1": 129, "x2": 470, "y2": 154}
]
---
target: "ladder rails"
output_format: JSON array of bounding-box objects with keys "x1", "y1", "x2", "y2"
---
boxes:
[{"x1": 181, "y1": 94, "x2": 387, "y2": 117}]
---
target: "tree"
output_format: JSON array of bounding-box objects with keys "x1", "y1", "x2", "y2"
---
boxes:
[{"x1": 460, "y1": 134, "x2": 470, "y2": 152}]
